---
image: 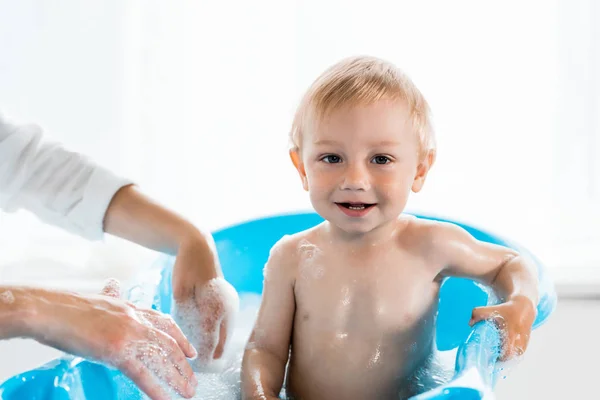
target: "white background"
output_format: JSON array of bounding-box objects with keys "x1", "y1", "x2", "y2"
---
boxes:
[{"x1": 2, "y1": 0, "x2": 599, "y2": 285}]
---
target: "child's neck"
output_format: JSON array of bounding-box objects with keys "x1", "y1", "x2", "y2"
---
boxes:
[{"x1": 325, "y1": 218, "x2": 403, "y2": 249}]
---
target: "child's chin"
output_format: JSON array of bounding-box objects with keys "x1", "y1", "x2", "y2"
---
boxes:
[{"x1": 334, "y1": 220, "x2": 378, "y2": 235}]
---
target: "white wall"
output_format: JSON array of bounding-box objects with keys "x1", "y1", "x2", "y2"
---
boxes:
[
  {"x1": 495, "y1": 299, "x2": 600, "y2": 399},
  {"x1": 0, "y1": 0, "x2": 124, "y2": 166},
  {"x1": 120, "y1": 0, "x2": 600, "y2": 284},
  {"x1": 0, "y1": 0, "x2": 128, "y2": 270},
  {"x1": 0, "y1": 0, "x2": 598, "y2": 300}
]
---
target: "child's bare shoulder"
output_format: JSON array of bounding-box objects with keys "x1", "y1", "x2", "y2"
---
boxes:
[
  {"x1": 267, "y1": 223, "x2": 325, "y2": 272},
  {"x1": 398, "y1": 215, "x2": 483, "y2": 272},
  {"x1": 396, "y1": 214, "x2": 460, "y2": 251}
]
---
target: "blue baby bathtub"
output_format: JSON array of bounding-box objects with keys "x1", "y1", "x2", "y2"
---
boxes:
[{"x1": 0, "y1": 212, "x2": 556, "y2": 399}]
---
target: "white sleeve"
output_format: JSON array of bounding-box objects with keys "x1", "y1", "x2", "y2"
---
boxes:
[{"x1": 0, "y1": 116, "x2": 134, "y2": 240}]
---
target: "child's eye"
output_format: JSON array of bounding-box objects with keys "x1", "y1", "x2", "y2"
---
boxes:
[
  {"x1": 321, "y1": 155, "x2": 342, "y2": 164},
  {"x1": 372, "y1": 155, "x2": 392, "y2": 165}
]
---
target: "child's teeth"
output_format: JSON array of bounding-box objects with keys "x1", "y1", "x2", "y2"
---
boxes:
[{"x1": 349, "y1": 205, "x2": 365, "y2": 210}]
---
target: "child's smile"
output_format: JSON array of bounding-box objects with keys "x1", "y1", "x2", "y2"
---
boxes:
[{"x1": 335, "y1": 202, "x2": 377, "y2": 218}]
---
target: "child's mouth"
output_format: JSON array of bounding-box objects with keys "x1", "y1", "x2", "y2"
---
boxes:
[{"x1": 335, "y1": 202, "x2": 376, "y2": 217}]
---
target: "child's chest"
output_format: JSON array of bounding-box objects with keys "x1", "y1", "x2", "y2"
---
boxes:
[{"x1": 293, "y1": 245, "x2": 441, "y2": 333}]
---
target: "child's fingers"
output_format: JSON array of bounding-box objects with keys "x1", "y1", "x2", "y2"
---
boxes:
[
  {"x1": 512, "y1": 332, "x2": 529, "y2": 356},
  {"x1": 470, "y1": 307, "x2": 507, "y2": 329},
  {"x1": 500, "y1": 339, "x2": 522, "y2": 361},
  {"x1": 469, "y1": 306, "x2": 494, "y2": 326},
  {"x1": 499, "y1": 331, "x2": 530, "y2": 361},
  {"x1": 471, "y1": 306, "x2": 532, "y2": 361},
  {"x1": 213, "y1": 318, "x2": 227, "y2": 360},
  {"x1": 194, "y1": 313, "x2": 219, "y2": 363},
  {"x1": 499, "y1": 338, "x2": 513, "y2": 361},
  {"x1": 197, "y1": 330, "x2": 218, "y2": 364}
]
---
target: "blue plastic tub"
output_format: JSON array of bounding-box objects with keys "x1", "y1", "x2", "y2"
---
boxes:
[{"x1": 0, "y1": 212, "x2": 556, "y2": 399}]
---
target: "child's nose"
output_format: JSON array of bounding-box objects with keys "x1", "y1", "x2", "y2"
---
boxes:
[{"x1": 340, "y1": 164, "x2": 371, "y2": 191}]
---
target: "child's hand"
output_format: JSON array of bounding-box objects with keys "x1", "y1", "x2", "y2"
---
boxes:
[{"x1": 469, "y1": 295, "x2": 537, "y2": 360}]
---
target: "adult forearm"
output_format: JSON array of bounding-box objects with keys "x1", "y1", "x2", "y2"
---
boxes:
[
  {"x1": 104, "y1": 185, "x2": 203, "y2": 254},
  {"x1": 0, "y1": 286, "x2": 36, "y2": 340},
  {"x1": 104, "y1": 185, "x2": 222, "y2": 295}
]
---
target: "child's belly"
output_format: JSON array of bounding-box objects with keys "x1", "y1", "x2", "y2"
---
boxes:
[
  {"x1": 287, "y1": 251, "x2": 443, "y2": 399},
  {"x1": 286, "y1": 304, "x2": 438, "y2": 400}
]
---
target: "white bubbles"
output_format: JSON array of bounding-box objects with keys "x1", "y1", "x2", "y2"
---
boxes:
[
  {"x1": 172, "y1": 278, "x2": 240, "y2": 370},
  {"x1": 173, "y1": 298, "x2": 212, "y2": 367},
  {"x1": 196, "y1": 279, "x2": 240, "y2": 316},
  {"x1": 297, "y1": 239, "x2": 325, "y2": 280},
  {"x1": 0, "y1": 290, "x2": 14, "y2": 304},
  {"x1": 145, "y1": 293, "x2": 261, "y2": 400},
  {"x1": 486, "y1": 313, "x2": 511, "y2": 361},
  {"x1": 298, "y1": 239, "x2": 319, "y2": 258},
  {"x1": 411, "y1": 351, "x2": 454, "y2": 395},
  {"x1": 116, "y1": 338, "x2": 193, "y2": 398},
  {"x1": 188, "y1": 367, "x2": 241, "y2": 400},
  {"x1": 100, "y1": 278, "x2": 122, "y2": 298}
]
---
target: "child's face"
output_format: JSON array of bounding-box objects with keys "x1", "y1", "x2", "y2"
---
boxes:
[{"x1": 292, "y1": 99, "x2": 430, "y2": 237}]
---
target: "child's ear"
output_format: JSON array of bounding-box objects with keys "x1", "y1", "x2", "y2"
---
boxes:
[
  {"x1": 412, "y1": 150, "x2": 436, "y2": 193},
  {"x1": 290, "y1": 149, "x2": 309, "y2": 191}
]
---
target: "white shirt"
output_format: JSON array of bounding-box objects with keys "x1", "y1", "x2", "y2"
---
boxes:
[{"x1": 0, "y1": 116, "x2": 133, "y2": 240}]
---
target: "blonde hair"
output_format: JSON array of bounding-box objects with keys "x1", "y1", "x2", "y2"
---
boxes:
[{"x1": 290, "y1": 56, "x2": 435, "y2": 159}]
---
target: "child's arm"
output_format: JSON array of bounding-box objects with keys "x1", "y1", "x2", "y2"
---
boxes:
[
  {"x1": 241, "y1": 239, "x2": 297, "y2": 400},
  {"x1": 430, "y1": 221, "x2": 539, "y2": 360}
]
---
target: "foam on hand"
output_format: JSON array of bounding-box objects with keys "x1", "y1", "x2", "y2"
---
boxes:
[
  {"x1": 172, "y1": 278, "x2": 240, "y2": 370},
  {"x1": 155, "y1": 292, "x2": 261, "y2": 400},
  {"x1": 0, "y1": 290, "x2": 14, "y2": 304}
]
